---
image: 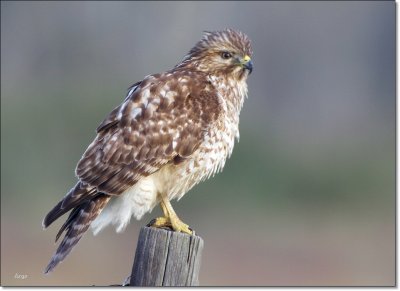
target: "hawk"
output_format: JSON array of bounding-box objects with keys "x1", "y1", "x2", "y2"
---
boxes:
[{"x1": 43, "y1": 28, "x2": 253, "y2": 273}]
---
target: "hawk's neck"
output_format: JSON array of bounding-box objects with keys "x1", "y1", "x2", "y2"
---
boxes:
[{"x1": 208, "y1": 74, "x2": 248, "y2": 114}]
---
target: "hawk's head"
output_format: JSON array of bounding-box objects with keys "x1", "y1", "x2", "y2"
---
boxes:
[{"x1": 178, "y1": 29, "x2": 253, "y2": 80}]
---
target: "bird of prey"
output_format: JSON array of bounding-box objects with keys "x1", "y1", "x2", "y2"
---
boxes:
[{"x1": 43, "y1": 28, "x2": 253, "y2": 273}]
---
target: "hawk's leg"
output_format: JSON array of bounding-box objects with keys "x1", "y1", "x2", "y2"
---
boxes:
[{"x1": 149, "y1": 198, "x2": 192, "y2": 235}]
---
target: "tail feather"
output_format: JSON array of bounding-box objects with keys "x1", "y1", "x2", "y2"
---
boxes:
[
  {"x1": 55, "y1": 206, "x2": 82, "y2": 242},
  {"x1": 42, "y1": 182, "x2": 96, "y2": 229},
  {"x1": 44, "y1": 194, "x2": 110, "y2": 274}
]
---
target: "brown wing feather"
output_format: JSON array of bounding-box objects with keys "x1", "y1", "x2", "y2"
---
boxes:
[
  {"x1": 75, "y1": 70, "x2": 221, "y2": 195},
  {"x1": 44, "y1": 70, "x2": 220, "y2": 230}
]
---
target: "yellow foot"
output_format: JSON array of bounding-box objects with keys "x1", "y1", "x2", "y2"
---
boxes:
[
  {"x1": 148, "y1": 216, "x2": 193, "y2": 235},
  {"x1": 170, "y1": 216, "x2": 192, "y2": 235},
  {"x1": 148, "y1": 216, "x2": 172, "y2": 229}
]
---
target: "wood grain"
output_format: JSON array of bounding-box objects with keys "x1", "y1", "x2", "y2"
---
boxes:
[{"x1": 130, "y1": 226, "x2": 204, "y2": 286}]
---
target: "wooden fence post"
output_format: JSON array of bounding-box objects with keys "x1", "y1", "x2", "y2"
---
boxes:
[{"x1": 129, "y1": 226, "x2": 204, "y2": 286}]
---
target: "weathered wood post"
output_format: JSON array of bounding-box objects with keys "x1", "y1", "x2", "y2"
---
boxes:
[{"x1": 129, "y1": 226, "x2": 204, "y2": 286}]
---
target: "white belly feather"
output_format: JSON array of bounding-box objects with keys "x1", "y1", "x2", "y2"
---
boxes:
[{"x1": 91, "y1": 175, "x2": 157, "y2": 235}]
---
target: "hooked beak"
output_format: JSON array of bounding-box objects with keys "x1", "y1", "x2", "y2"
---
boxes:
[{"x1": 241, "y1": 55, "x2": 253, "y2": 74}]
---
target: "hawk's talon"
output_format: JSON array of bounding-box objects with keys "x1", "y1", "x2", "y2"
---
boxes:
[
  {"x1": 148, "y1": 216, "x2": 193, "y2": 235},
  {"x1": 148, "y1": 216, "x2": 173, "y2": 230},
  {"x1": 170, "y1": 216, "x2": 192, "y2": 235}
]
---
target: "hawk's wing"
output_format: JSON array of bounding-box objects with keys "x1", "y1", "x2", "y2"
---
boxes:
[
  {"x1": 77, "y1": 70, "x2": 220, "y2": 194},
  {"x1": 43, "y1": 70, "x2": 220, "y2": 229}
]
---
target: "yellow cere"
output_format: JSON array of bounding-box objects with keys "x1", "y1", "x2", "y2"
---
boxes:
[{"x1": 242, "y1": 55, "x2": 251, "y2": 63}]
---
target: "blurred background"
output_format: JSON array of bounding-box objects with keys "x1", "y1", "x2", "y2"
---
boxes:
[{"x1": 1, "y1": 1, "x2": 395, "y2": 286}]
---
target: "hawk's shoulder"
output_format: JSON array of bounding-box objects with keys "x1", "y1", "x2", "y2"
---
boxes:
[{"x1": 75, "y1": 69, "x2": 222, "y2": 195}]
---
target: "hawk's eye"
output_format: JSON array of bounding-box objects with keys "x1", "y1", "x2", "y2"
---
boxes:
[{"x1": 221, "y1": 51, "x2": 232, "y2": 59}]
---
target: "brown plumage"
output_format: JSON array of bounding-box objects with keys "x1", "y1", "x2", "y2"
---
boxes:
[{"x1": 43, "y1": 28, "x2": 253, "y2": 273}]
